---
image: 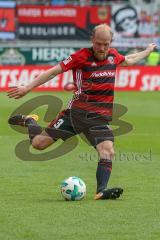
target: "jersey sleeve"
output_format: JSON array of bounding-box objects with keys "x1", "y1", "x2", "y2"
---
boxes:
[
  {"x1": 60, "y1": 48, "x2": 87, "y2": 72},
  {"x1": 112, "y1": 48, "x2": 125, "y2": 65}
]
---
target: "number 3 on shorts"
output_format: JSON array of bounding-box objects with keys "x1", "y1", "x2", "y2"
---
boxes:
[{"x1": 53, "y1": 119, "x2": 64, "y2": 129}]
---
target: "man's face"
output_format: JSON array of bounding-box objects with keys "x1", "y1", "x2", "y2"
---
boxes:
[
  {"x1": 113, "y1": 7, "x2": 138, "y2": 36},
  {"x1": 92, "y1": 32, "x2": 112, "y2": 61},
  {"x1": 119, "y1": 17, "x2": 137, "y2": 34}
]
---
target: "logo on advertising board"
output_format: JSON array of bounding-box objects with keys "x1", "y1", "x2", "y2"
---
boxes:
[
  {"x1": 0, "y1": 66, "x2": 160, "y2": 91},
  {"x1": 17, "y1": 6, "x2": 111, "y2": 40},
  {"x1": 18, "y1": 25, "x2": 76, "y2": 40},
  {"x1": 98, "y1": 7, "x2": 109, "y2": 21},
  {"x1": 112, "y1": 5, "x2": 139, "y2": 37},
  {"x1": 0, "y1": 49, "x2": 25, "y2": 65}
]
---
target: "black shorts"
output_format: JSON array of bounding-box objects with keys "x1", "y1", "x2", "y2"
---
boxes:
[{"x1": 45, "y1": 108, "x2": 114, "y2": 147}]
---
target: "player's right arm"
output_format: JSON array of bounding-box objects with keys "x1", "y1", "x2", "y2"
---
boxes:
[{"x1": 7, "y1": 64, "x2": 63, "y2": 99}]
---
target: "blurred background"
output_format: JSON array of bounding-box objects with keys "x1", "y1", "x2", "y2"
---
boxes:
[
  {"x1": 0, "y1": 0, "x2": 159, "y2": 92},
  {"x1": 0, "y1": 2, "x2": 160, "y2": 239}
]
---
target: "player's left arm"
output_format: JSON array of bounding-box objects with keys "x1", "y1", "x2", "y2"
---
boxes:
[{"x1": 122, "y1": 43, "x2": 157, "y2": 66}]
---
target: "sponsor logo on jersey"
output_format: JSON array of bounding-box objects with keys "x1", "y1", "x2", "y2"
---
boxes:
[
  {"x1": 63, "y1": 56, "x2": 72, "y2": 65},
  {"x1": 90, "y1": 71, "x2": 115, "y2": 78}
]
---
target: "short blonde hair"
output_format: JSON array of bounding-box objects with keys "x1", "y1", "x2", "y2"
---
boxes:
[{"x1": 91, "y1": 24, "x2": 113, "y2": 39}]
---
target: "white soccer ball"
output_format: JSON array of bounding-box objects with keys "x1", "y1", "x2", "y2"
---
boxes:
[{"x1": 61, "y1": 176, "x2": 86, "y2": 201}]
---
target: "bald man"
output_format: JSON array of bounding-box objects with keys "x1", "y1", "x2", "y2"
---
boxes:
[{"x1": 8, "y1": 24, "x2": 157, "y2": 200}]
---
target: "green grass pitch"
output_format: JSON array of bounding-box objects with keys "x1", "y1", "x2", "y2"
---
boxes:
[{"x1": 0, "y1": 91, "x2": 160, "y2": 240}]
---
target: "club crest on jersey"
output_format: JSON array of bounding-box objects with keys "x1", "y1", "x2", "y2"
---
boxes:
[
  {"x1": 63, "y1": 56, "x2": 72, "y2": 65},
  {"x1": 91, "y1": 62, "x2": 97, "y2": 67},
  {"x1": 107, "y1": 56, "x2": 115, "y2": 64}
]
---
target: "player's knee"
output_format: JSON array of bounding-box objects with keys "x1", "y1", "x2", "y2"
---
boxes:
[
  {"x1": 97, "y1": 142, "x2": 115, "y2": 159},
  {"x1": 101, "y1": 148, "x2": 114, "y2": 159},
  {"x1": 32, "y1": 137, "x2": 49, "y2": 150},
  {"x1": 32, "y1": 141, "x2": 47, "y2": 150}
]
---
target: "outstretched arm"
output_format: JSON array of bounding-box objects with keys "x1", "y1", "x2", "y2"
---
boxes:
[
  {"x1": 7, "y1": 64, "x2": 63, "y2": 99},
  {"x1": 123, "y1": 43, "x2": 157, "y2": 66}
]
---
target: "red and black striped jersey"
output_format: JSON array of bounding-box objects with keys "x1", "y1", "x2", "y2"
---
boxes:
[{"x1": 60, "y1": 47, "x2": 125, "y2": 121}]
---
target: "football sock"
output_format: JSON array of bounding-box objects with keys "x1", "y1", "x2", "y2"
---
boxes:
[
  {"x1": 25, "y1": 118, "x2": 42, "y2": 142},
  {"x1": 96, "y1": 158, "x2": 112, "y2": 193}
]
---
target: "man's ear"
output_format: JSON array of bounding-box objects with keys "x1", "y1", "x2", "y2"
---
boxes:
[{"x1": 110, "y1": 32, "x2": 114, "y2": 42}]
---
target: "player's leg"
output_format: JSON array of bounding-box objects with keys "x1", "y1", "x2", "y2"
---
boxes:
[
  {"x1": 31, "y1": 130, "x2": 55, "y2": 150},
  {"x1": 83, "y1": 120, "x2": 123, "y2": 200},
  {"x1": 96, "y1": 139, "x2": 114, "y2": 193},
  {"x1": 8, "y1": 109, "x2": 77, "y2": 150},
  {"x1": 95, "y1": 140, "x2": 123, "y2": 199},
  {"x1": 8, "y1": 113, "x2": 55, "y2": 150}
]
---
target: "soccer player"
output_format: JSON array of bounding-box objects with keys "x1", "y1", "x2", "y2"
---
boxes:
[{"x1": 7, "y1": 24, "x2": 157, "y2": 200}]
